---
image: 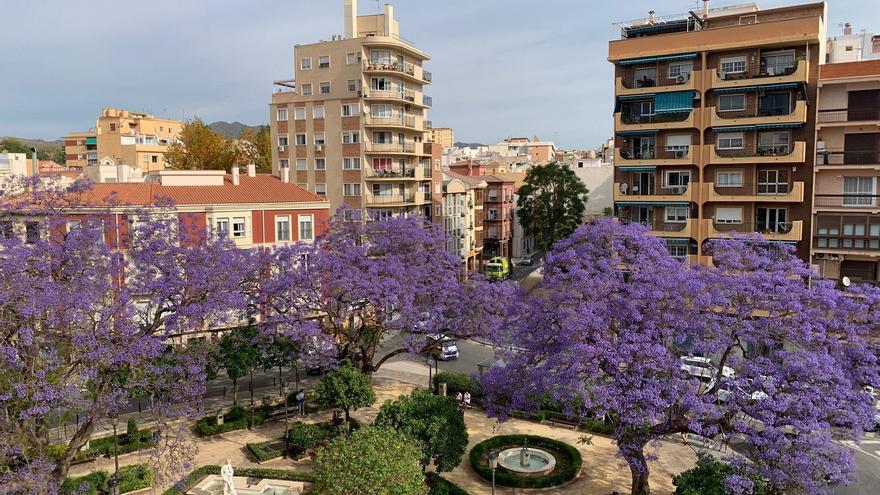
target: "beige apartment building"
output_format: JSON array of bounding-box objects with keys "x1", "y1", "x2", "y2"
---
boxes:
[
  {"x1": 610, "y1": 1, "x2": 826, "y2": 264},
  {"x1": 432, "y1": 127, "x2": 454, "y2": 149},
  {"x1": 812, "y1": 60, "x2": 880, "y2": 284},
  {"x1": 64, "y1": 108, "x2": 182, "y2": 171},
  {"x1": 269, "y1": 0, "x2": 442, "y2": 221},
  {"x1": 442, "y1": 171, "x2": 486, "y2": 271}
]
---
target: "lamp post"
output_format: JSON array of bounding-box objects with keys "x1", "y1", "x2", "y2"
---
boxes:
[
  {"x1": 488, "y1": 449, "x2": 499, "y2": 495},
  {"x1": 108, "y1": 413, "x2": 120, "y2": 495}
]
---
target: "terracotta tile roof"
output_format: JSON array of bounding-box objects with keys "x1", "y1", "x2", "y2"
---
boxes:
[
  {"x1": 445, "y1": 171, "x2": 487, "y2": 188},
  {"x1": 66, "y1": 174, "x2": 326, "y2": 208},
  {"x1": 820, "y1": 60, "x2": 880, "y2": 80}
]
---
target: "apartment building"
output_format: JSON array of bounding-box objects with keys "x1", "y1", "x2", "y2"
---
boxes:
[
  {"x1": 610, "y1": 1, "x2": 825, "y2": 263},
  {"x1": 442, "y1": 171, "x2": 486, "y2": 270},
  {"x1": 812, "y1": 60, "x2": 880, "y2": 284},
  {"x1": 64, "y1": 108, "x2": 183, "y2": 171},
  {"x1": 448, "y1": 161, "x2": 515, "y2": 260},
  {"x1": 0, "y1": 152, "x2": 29, "y2": 177},
  {"x1": 432, "y1": 127, "x2": 454, "y2": 149},
  {"x1": 269, "y1": 0, "x2": 441, "y2": 222},
  {"x1": 827, "y1": 23, "x2": 880, "y2": 63}
]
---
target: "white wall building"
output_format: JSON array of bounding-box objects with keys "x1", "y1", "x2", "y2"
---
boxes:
[
  {"x1": 0, "y1": 152, "x2": 29, "y2": 177},
  {"x1": 827, "y1": 23, "x2": 880, "y2": 63}
]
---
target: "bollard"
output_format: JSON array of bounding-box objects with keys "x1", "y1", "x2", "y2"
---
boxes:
[{"x1": 216, "y1": 410, "x2": 224, "y2": 425}]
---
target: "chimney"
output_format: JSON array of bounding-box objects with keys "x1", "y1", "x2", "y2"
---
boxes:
[
  {"x1": 648, "y1": 10, "x2": 656, "y2": 24},
  {"x1": 116, "y1": 163, "x2": 125, "y2": 183},
  {"x1": 247, "y1": 162, "x2": 256, "y2": 177},
  {"x1": 703, "y1": 0, "x2": 710, "y2": 20},
  {"x1": 232, "y1": 166, "x2": 240, "y2": 186},
  {"x1": 844, "y1": 23, "x2": 853, "y2": 36},
  {"x1": 344, "y1": 0, "x2": 358, "y2": 39},
  {"x1": 384, "y1": 3, "x2": 393, "y2": 36},
  {"x1": 281, "y1": 165, "x2": 290, "y2": 184},
  {"x1": 30, "y1": 148, "x2": 38, "y2": 177}
]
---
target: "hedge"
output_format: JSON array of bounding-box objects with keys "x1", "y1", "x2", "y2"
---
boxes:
[
  {"x1": 195, "y1": 405, "x2": 268, "y2": 436},
  {"x1": 432, "y1": 371, "x2": 480, "y2": 397},
  {"x1": 161, "y1": 465, "x2": 317, "y2": 495},
  {"x1": 61, "y1": 464, "x2": 152, "y2": 495},
  {"x1": 287, "y1": 421, "x2": 332, "y2": 455},
  {"x1": 117, "y1": 464, "x2": 153, "y2": 493},
  {"x1": 426, "y1": 472, "x2": 469, "y2": 495},
  {"x1": 88, "y1": 428, "x2": 155, "y2": 457},
  {"x1": 468, "y1": 434, "x2": 582, "y2": 488},
  {"x1": 60, "y1": 471, "x2": 108, "y2": 495},
  {"x1": 247, "y1": 440, "x2": 283, "y2": 462}
]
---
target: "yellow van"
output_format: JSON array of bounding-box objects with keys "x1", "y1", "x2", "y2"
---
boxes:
[{"x1": 485, "y1": 257, "x2": 511, "y2": 281}]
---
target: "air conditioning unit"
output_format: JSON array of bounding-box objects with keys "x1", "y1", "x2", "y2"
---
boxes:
[
  {"x1": 357, "y1": 90, "x2": 363, "y2": 97},
  {"x1": 673, "y1": 149, "x2": 688, "y2": 159},
  {"x1": 815, "y1": 253, "x2": 826, "y2": 259},
  {"x1": 675, "y1": 73, "x2": 690, "y2": 84},
  {"x1": 278, "y1": 145, "x2": 287, "y2": 152}
]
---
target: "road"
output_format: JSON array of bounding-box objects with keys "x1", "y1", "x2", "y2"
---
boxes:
[{"x1": 837, "y1": 434, "x2": 880, "y2": 495}]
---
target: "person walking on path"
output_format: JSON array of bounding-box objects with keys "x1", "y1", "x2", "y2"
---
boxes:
[
  {"x1": 295, "y1": 389, "x2": 306, "y2": 416},
  {"x1": 463, "y1": 391, "x2": 471, "y2": 408}
]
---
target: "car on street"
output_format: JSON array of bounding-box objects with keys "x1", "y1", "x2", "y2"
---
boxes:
[
  {"x1": 707, "y1": 377, "x2": 770, "y2": 404},
  {"x1": 428, "y1": 335, "x2": 459, "y2": 360},
  {"x1": 680, "y1": 356, "x2": 734, "y2": 383},
  {"x1": 518, "y1": 255, "x2": 536, "y2": 266}
]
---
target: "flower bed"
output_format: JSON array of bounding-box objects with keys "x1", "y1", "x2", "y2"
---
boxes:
[
  {"x1": 195, "y1": 405, "x2": 268, "y2": 436},
  {"x1": 469, "y1": 435, "x2": 582, "y2": 488},
  {"x1": 61, "y1": 464, "x2": 152, "y2": 495},
  {"x1": 247, "y1": 440, "x2": 284, "y2": 462}
]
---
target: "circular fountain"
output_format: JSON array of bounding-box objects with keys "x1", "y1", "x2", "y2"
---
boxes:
[{"x1": 495, "y1": 438, "x2": 556, "y2": 477}]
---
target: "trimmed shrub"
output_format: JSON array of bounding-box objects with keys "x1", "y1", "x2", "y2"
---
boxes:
[
  {"x1": 469, "y1": 435, "x2": 582, "y2": 488},
  {"x1": 161, "y1": 466, "x2": 316, "y2": 495},
  {"x1": 88, "y1": 428, "x2": 154, "y2": 457},
  {"x1": 426, "y1": 472, "x2": 469, "y2": 495},
  {"x1": 118, "y1": 464, "x2": 153, "y2": 493},
  {"x1": 432, "y1": 371, "x2": 479, "y2": 397},
  {"x1": 287, "y1": 421, "x2": 330, "y2": 455},
  {"x1": 60, "y1": 471, "x2": 108, "y2": 495},
  {"x1": 61, "y1": 464, "x2": 151, "y2": 495},
  {"x1": 126, "y1": 418, "x2": 139, "y2": 442},
  {"x1": 247, "y1": 441, "x2": 283, "y2": 462},
  {"x1": 194, "y1": 407, "x2": 268, "y2": 436}
]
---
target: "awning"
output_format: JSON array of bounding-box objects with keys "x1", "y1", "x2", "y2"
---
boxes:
[
  {"x1": 618, "y1": 166, "x2": 657, "y2": 172},
  {"x1": 85, "y1": 137, "x2": 97, "y2": 145},
  {"x1": 664, "y1": 238, "x2": 691, "y2": 245},
  {"x1": 615, "y1": 201, "x2": 691, "y2": 207},
  {"x1": 654, "y1": 91, "x2": 695, "y2": 114},
  {"x1": 711, "y1": 125, "x2": 757, "y2": 132},
  {"x1": 713, "y1": 83, "x2": 800, "y2": 94},
  {"x1": 619, "y1": 53, "x2": 697, "y2": 66},
  {"x1": 618, "y1": 94, "x2": 655, "y2": 101},
  {"x1": 756, "y1": 122, "x2": 803, "y2": 130},
  {"x1": 617, "y1": 130, "x2": 658, "y2": 136}
]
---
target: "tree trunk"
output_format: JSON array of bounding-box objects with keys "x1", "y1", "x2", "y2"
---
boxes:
[
  {"x1": 277, "y1": 365, "x2": 284, "y2": 399},
  {"x1": 249, "y1": 369, "x2": 255, "y2": 429},
  {"x1": 627, "y1": 450, "x2": 651, "y2": 495},
  {"x1": 232, "y1": 378, "x2": 238, "y2": 405},
  {"x1": 52, "y1": 419, "x2": 95, "y2": 485}
]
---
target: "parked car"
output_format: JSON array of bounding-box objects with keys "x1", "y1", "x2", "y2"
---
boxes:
[
  {"x1": 519, "y1": 255, "x2": 535, "y2": 266},
  {"x1": 679, "y1": 356, "x2": 734, "y2": 383},
  {"x1": 707, "y1": 377, "x2": 769, "y2": 404},
  {"x1": 427, "y1": 334, "x2": 459, "y2": 361},
  {"x1": 873, "y1": 413, "x2": 880, "y2": 432}
]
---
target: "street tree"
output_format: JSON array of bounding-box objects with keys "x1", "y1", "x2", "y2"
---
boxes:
[
  {"x1": 480, "y1": 219, "x2": 880, "y2": 495},
  {"x1": 516, "y1": 161, "x2": 589, "y2": 251},
  {"x1": 673, "y1": 455, "x2": 767, "y2": 495},
  {"x1": 165, "y1": 118, "x2": 240, "y2": 172},
  {"x1": 313, "y1": 363, "x2": 375, "y2": 427},
  {"x1": 238, "y1": 126, "x2": 272, "y2": 173},
  {"x1": 375, "y1": 389, "x2": 468, "y2": 472},
  {"x1": 259, "y1": 333, "x2": 301, "y2": 399},
  {"x1": 0, "y1": 178, "x2": 257, "y2": 490},
  {"x1": 314, "y1": 426, "x2": 427, "y2": 495},
  {"x1": 218, "y1": 326, "x2": 261, "y2": 406}
]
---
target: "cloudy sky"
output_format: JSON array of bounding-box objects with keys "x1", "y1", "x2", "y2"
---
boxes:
[{"x1": 1, "y1": 0, "x2": 877, "y2": 149}]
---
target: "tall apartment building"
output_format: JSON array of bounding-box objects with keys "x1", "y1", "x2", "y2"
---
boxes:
[
  {"x1": 610, "y1": 1, "x2": 825, "y2": 263},
  {"x1": 432, "y1": 127, "x2": 454, "y2": 149},
  {"x1": 64, "y1": 108, "x2": 182, "y2": 170},
  {"x1": 269, "y1": 0, "x2": 441, "y2": 221},
  {"x1": 812, "y1": 60, "x2": 880, "y2": 284},
  {"x1": 442, "y1": 171, "x2": 486, "y2": 271},
  {"x1": 449, "y1": 161, "x2": 515, "y2": 260}
]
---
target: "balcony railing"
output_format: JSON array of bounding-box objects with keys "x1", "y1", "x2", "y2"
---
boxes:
[
  {"x1": 711, "y1": 221, "x2": 796, "y2": 235},
  {"x1": 363, "y1": 60, "x2": 417, "y2": 77},
  {"x1": 423, "y1": 95, "x2": 433, "y2": 107},
  {"x1": 620, "y1": 73, "x2": 693, "y2": 90},
  {"x1": 364, "y1": 88, "x2": 417, "y2": 103},
  {"x1": 717, "y1": 63, "x2": 798, "y2": 81},
  {"x1": 366, "y1": 193, "x2": 416, "y2": 205},
  {"x1": 620, "y1": 112, "x2": 691, "y2": 125},
  {"x1": 363, "y1": 114, "x2": 419, "y2": 128},
  {"x1": 714, "y1": 103, "x2": 796, "y2": 120},
  {"x1": 619, "y1": 147, "x2": 690, "y2": 160},
  {"x1": 813, "y1": 195, "x2": 880, "y2": 209},
  {"x1": 364, "y1": 142, "x2": 416, "y2": 153},
  {"x1": 714, "y1": 145, "x2": 792, "y2": 158},
  {"x1": 818, "y1": 108, "x2": 880, "y2": 123},
  {"x1": 713, "y1": 182, "x2": 792, "y2": 195},
  {"x1": 817, "y1": 149, "x2": 880, "y2": 166},
  {"x1": 365, "y1": 167, "x2": 416, "y2": 179}
]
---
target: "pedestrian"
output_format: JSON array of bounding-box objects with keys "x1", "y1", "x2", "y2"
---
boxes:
[
  {"x1": 456, "y1": 391, "x2": 463, "y2": 404},
  {"x1": 463, "y1": 391, "x2": 471, "y2": 408},
  {"x1": 296, "y1": 389, "x2": 306, "y2": 416}
]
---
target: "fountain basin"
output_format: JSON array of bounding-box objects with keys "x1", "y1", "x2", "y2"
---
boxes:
[
  {"x1": 188, "y1": 475, "x2": 304, "y2": 495},
  {"x1": 496, "y1": 447, "x2": 556, "y2": 477}
]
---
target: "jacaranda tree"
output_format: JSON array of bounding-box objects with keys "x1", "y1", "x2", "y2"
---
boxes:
[
  {"x1": 481, "y1": 219, "x2": 880, "y2": 495},
  {"x1": 0, "y1": 178, "x2": 258, "y2": 491}
]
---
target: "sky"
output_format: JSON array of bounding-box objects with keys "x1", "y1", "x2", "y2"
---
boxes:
[{"x1": 1, "y1": 0, "x2": 877, "y2": 149}]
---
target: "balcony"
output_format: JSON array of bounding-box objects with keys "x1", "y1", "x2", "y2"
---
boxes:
[
  {"x1": 364, "y1": 142, "x2": 417, "y2": 154},
  {"x1": 362, "y1": 60, "x2": 431, "y2": 85},
  {"x1": 705, "y1": 219, "x2": 804, "y2": 242},
  {"x1": 613, "y1": 183, "x2": 695, "y2": 203},
  {"x1": 363, "y1": 114, "x2": 422, "y2": 130},
  {"x1": 711, "y1": 60, "x2": 808, "y2": 90},
  {"x1": 423, "y1": 95, "x2": 433, "y2": 107},
  {"x1": 365, "y1": 193, "x2": 417, "y2": 206},
  {"x1": 615, "y1": 147, "x2": 693, "y2": 166},
  {"x1": 817, "y1": 108, "x2": 880, "y2": 128},
  {"x1": 364, "y1": 167, "x2": 421, "y2": 180},
  {"x1": 616, "y1": 73, "x2": 695, "y2": 96},
  {"x1": 705, "y1": 181, "x2": 805, "y2": 203},
  {"x1": 364, "y1": 88, "x2": 429, "y2": 107},
  {"x1": 709, "y1": 142, "x2": 806, "y2": 164},
  {"x1": 817, "y1": 149, "x2": 880, "y2": 167},
  {"x1": 813, "y1": 195, "x2": 880, "y2": 212},
  {"x1": 709, "y1": 100, "x2": 807, "y2": 128},
  {"x1": 615, "y1": 111, "x2": 694, "y2": 131},
  {"x1": 618, "y1": 218, "x2": 699, "y2": 239}
]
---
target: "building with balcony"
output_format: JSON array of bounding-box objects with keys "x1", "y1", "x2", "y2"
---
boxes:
[
  {"x1": 64, "y1": 108, "x2": 182, "y2": 171},
  {"x1": 812, "y1": 59, "x2": 880, "y2": 284},
  {"x1": 432, "y1": 127, "x2": 454, "y2": 149},
  {"x1": 442, "y1": 172, "x2": 486, "y2": 271},
  {"x1": 448, "y1": 161, "x2": 516, "y2": 261},
  {"x1": 610, "y1": 1, "x2": 824, "y2": 263},
  {"x1": 269, "y1": 0, "x2": 441, "y2": 222},
  {"x1": 827, "y1": 23, "x2": 880, "y2": 63}
]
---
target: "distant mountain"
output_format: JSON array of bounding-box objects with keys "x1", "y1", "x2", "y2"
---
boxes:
[
  {"x1": 208, "y1": 121, "x2": 265, "y2": 139},
  {"x1": 454, "y1": 141, "x2": 487, "y2": 148},
  {"x1": 1, "y1": 136, "x2": 64, "y2": 151}
]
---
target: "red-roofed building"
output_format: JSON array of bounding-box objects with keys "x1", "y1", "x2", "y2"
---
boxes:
[{"x1": 449, "y1": 160, "x2": 515, "y2": 260}]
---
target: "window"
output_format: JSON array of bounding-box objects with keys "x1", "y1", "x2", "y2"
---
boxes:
[
  {"x1": 372, "y1": 183, "x2": 393, "y2": 196},
  {"x1": 664, "y1": 170, "x2": 691, "y2": 190},
  {"x1": 294, "y1": 107, "x2": 306, "y2": 120},
  {"x1": 295, "y1": 134, "x2": 306, "y2": 145},
  {"x1": 151, "y1": 155, "x2": 158, "y2": 163},
  {"x1": 720, "y1": 56, "x2": 747, "y2": 75},
  {"x1": 276, "y1": 215, "x2": 291, "y2": 242},
  {"x1": 664, "y1": 206, "x2": 688, "y2": 223},
  {"x1": 435, "y1": 204, "x2": 442, "y2": 217},
  {"x1": 23, "y1": 222, "x2": 39, "y2": 243},
  {"x1": 666, "y1": 244, "x2": 689, "y2": 258},
  {"x1": 371, "y1": 77, "x2": 392, "y2": 91},
  {"x1": 314, "y1": 133, "x2": 325, "y2": 145},
  {"x1": 758, "y1": 131, "x2": 790, "y2": 154},
  {"x1": 717, "y1": 132, "x2": 744, "y2": 150},
  {"x1": 715, "y1": 207, "x2": 743, "y2": 224},
  {"x1": 342, "y1": 103, "x2": 360, "y2": 117},
  {"x1": 110, "y1": 123, "x2": 117, "y2": 132},
  {"x1": 633, "y1": 67, "x2": 657, "y2": 87},
  {"x1": 665, "y1": 134, "x2": 691, "y2": 151},
  {"x1": 761, "y1": 50, "x2": 795, "y2": 75},
  {"x1": 373, "y1": 131, "x2": 393, "y2": 144},
  {"x1": 301, "y1": 83, "x2": 312, "y2": 95},
  {"x1": 342, "y1": 131, "x2": 360, "y2": 143},
  {"x1": 718, "y1": 94, "x2": 746, "y2": 112},
  {"x1": 299, "y1": 215, "x2": 314, "y2": 241},
  {"x1": 756, "y1": 207, "x2": 788, "y2": 232},
  {"x1": 370, "y1": 49, "x2": 393, "y2": 64},
  {"x1": 346, "y1": 52, "x2": 360, "y2": 65},
  {"x1": 277, "y1": 108, "x2": 288, "y2": 121},
  {"x1": 315, "y1": 158, "x2": 326, "y2": 170},
  {"x1": 300, "y1": 58, "x2": 311, "y2": 70},
  {"x1": 343, "y1": 157, "x2": 361, "y2": 170},
  {"x1": 371, "y1": 104, "x2": 392, "y2": 118},
  {"x1": 216, "y1": 218, "x2": 230, "y2": 237},
  {"x1": 279, "y1": 159, "x2": 288, "y2": 168},
  {"x1": 313, "y1": 106, "x2": 325, "y2": 119},
  {"x1": 297, "y1": 183, "x2": 308, "y2": 190},
  {"x1": 318, "y1": 56, "x2": 330, "y2": 68},
  {"x1": 319, "y1": 82, "x2": 331, "y2": 94},
  {"x1": 757, "y1": 170, "x2": 789, "y2": 194},
  {"x1": 344, "y1": 183, "x2": 362, "y2": 196},
  {"x1": 232, "y1": 217, "x2": 246, "y2": 238},
  {"x1": 668, "y1": 62, "x2": 693, "y2": 80},
  {"x1": 843, "y1": 176, "x2": 876, "y2": 206},
  {"x1": 347, "y1": 80, "x2": 358, "y2": 92},
  {"x1": 296, "y1": 159, "x2": 307, "y2": 171},
  {"x1": 372, "y1": 157, "x2": 392, "y2": 170},
  {"x1": 635, "y1": 100, "x2": 655, "y2": 117},
  {"x1": 278, "y1": 135, "x2": 289, "y2": 147},
  {"x1": 434, "y1": 160, "x2": 440, "y2": 171},
  {"x1": 716, "y1": 170, "x2": 743, "y2": 187},
  {"x1": 0, "y1": 221, "x2": 13, "y2": 239},
  {"x1": 315, "y1": 183, "x2": 326, "y2": 196}
]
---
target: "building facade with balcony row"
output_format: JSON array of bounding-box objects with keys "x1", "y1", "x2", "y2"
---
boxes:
[
  {"x1": 442, "y1": 171, "x2": 486, "y2": 271},
  {"x1": 610, "y1": 1, "x2": 825, "y2": 265},
  {"x1": 269, "y1": 0, "x2": 441, "y2": 224},
  {"x1": 447, "y1": 161, "x2": 517, "y2": 261}
]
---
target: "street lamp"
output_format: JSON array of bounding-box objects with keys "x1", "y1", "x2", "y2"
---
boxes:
[
  {"x1": 488, "y1": 449, "x2": 499, "y2": 495},
  {"x1": 108, "y1": 413, "x2": 120, "y2": 495}
]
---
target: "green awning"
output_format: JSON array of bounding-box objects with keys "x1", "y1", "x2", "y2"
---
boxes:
[
  {"x1": 713, "y1": 83, "x2": 800, "y2": 94},
  {"x1": 619, "y1": 53, "x2": 697, "y2": 66},
  {"x1": 711, "y1": 125, "x2": 757, "y2": 132},
  {"x1": 619, "y1": 94, "x2": 655, "y2": 101},
  {"x1": 617, "y1": 130, "x2": 658, "y2": 136},
  {"x1": 619, "y1": 166, "x2": 657, "y2": 172},
  {"x1": 85, "y1": 137, "x2": 97, "y2": 145},
  {"x1": 654, "y1": 91, "x2": 694, "y2": 114},
  {"x1": 665, "y1": 238, "x2": 691, "y2": 245},
  {"x1": 756, "y1": 123, "x2": 803, "y2": 130},
  {"x1": 615, "y1": 201, "x2": 690, "y2": 207}
]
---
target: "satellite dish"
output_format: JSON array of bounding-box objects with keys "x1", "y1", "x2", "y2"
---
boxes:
[
  {"x1": 363, "y1": 105, "x2": 370, "y2": 114},
  {"x1": 841, "y1": 276, "x2": 851, "y2": 288}
]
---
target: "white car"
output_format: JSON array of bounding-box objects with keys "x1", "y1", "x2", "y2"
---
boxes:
[
  {"x1": 707, "y1": 377, "x2": 769, "y2": 404},
  {"x1": 429, "y1": 335, "x2": 459, "y2": 361},
  {"x1": 680, "y1": 356, "x2": 734, "y2": 382}
]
